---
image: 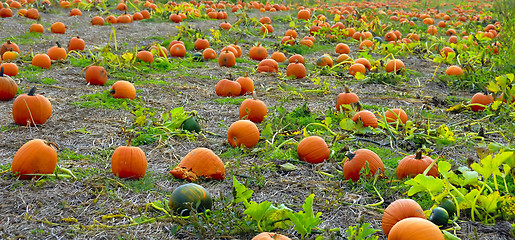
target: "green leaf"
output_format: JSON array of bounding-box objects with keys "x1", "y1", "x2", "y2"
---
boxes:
[
  {"x1": 243, "y1": 200, "x2": 273, "y2": 224},
  {"x1": 405, "y1": 174, "x2": 445, "y2": 197},
  {"x1": 461, "y1": 170, "x2": 479, "y2": 186},
  {"x1": 487, "y1": 81, "x2": 501, "y2": 93},
  {"x1": 442, "y1": 230, "x2": 461, "y2": 240},
  {"x1": 287, "y1": 194, "x2": 322, "y2": 238},
  {"x1": 438, "y1": 161, "x2": 452, "y2": 175},
  {"x1": 133, "y1": 215, "x2": 156, "y2": 224},
  {"x1": 354, "y1": 71, "x2": 365, "y2": 80},
  {"x1": 232, "y1": 176, "x2": 253, "y2": 204},
  {"x1": 478, "y1": 191, "x2": 501, "y2": 213},
  {"x1": 339, "y1": 118, "x2": 355, "y2": 131},
  {"x1": 261, "y1": 123, "x2": 273, "y2": 138}
]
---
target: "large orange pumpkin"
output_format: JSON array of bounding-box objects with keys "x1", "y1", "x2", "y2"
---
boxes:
[
  {"x1": 47, "y1": 42, "x2": 67, "y2": 61},
  {"x1": 227, "y1": 120, "x2": 260, "y2": 148},
  {"x1": 297, "y1": 136, "x2": 329, "y2": 164},
  {"x1": 470, "y1": 92, "x2": 493, "y2": 111},
  {"x1": 388, "y1": 217, "x2": 444, "y2": 240},
  {"x1": 286, "y1": 60, "x2": 306, "y2": 79},
  {"x1": 111, "y1": 138, "x2": 147, "y2": 179},
  {"x1": 236, "y1": 73, "x2": 254, "y2": 95},
  {"x1": 218, "y1": 49, "x2": 236, "y2": 67},
  {"x1": 384, "y1": 108, "x2": 408, "y2": 124},
  {"x1": 169, "y1": 148, "x2": 225, "y2": 181},
  {"x1": 110, "y1": 80, "x2": 136, "y2": 100},
  {"x1": 352, "y1": 110, "x2": 378, "y2": 128},
  {"x1": 249, "y1": 43, "x2": 267, "y2": 61},
  {"x1": 12, "y1": 139, "x2": 58, "y2": 180},
  {"x1": 342, "y1": 149, "x2": 384, "y2": 181},
  {"x1": 382, "y1": 199, "x2": 427, "y2": 236},
  {"x1": 215, "y1": 79, "x2": 241, "y2": 97},
  {"x1": 12, "y1": 87, "x2": 52, "y2": 125},
  {"x1": 239, "y1": 92, "x2": 267, "y2": 123},
  {"x1": 257, "y1": 59, "x2": 279, "y2": 73},
  {"x1": 336, "y1": 86, "x2": 360, "y2": 111},
  {"x1": 396, "y1": 150, "x2": 439, "y2": 179},
  {"x1": 85, "y1": 66, "x2": 108, "y2": 85}
]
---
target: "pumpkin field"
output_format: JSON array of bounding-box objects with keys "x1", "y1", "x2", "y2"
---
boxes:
[{"x1": 1, "y1": 0, "x2": 515, "y2": 238}]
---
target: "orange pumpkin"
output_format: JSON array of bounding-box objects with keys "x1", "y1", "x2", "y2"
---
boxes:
[
  {"x1": 169, "y1": 43, "x2": 186, "y2": 57},
  {"x1": 252, "y1": 232, "x2": 292, "y2": 240},
  {"x1": 382, "y1": 199, "x2": 427, "y2": 236},
  {"x1": 215, "y1": 79, "x2": 241, "y2": 97},
  {"x1": 349, "y1": 63, "x2": 366, "y2": 76},
  {"x1": 388, "y1": 217, "x2": 444, "y2": 240},
  {"x1": 0, "y1": 66, "x2": 17, "y2": 100},
  {"x1": 470, "y1": 92, "x2": 493, "y2": 111},
  {"x1": 385, "y1": 108, "x2": 408, "y2": 124},
  {"x1": 29, "y1": 23, "x2": 44, "y2": 33},
  {"x1": 12, "y1": 139, "x2": 58, "y2": 180},
  {"x1": 236, "y1": 72, "x2": 254, "y2": 95},
  {"x1": 239, "y1": 92, "x2": 267, "y2": 123},
  {"x1": 91, "y1": 16, "x2": 105, "y2": 25},
  {"x1": 47, "y1": 42, "x2": 67, "y2": 61},
  {"x1": 194, "y1": 38, "x2": 209, "y2": 50},
  {"x1": 342, "y1": 149, "x2": 384, "y2": 181},
  {"x1": 249, "y1": 43, "x2": 267, "y2": 61},
  {"x1": 12, "y1": 87, "x2": 52, "y2": 125},
  {"x1": 203, "y1": 48, "x2": 217, "y2": 60},
  {"x1": 218, "y1": 49, "x2": 236, "y2": 67},
  {"x1": 1, "y1": 40, "x2": 20, "y2": 56},
  {"x1": 110, "y1": 80, "x2": 136, "y2": 100},
  {"x1": 31, "y1": 54, "x2": 51, "y2": 69},
  {"x1": 396, "y1": 150, "x2": 439, "y2": 179},
  {"x1": 257, "y1": 59, "x2": 279, "y2": 73},
  {"x1": 336, "y1": 86, "x2": 360, "y2": 111},
  {"x1": 297, "y1": 9, "x2": 310, "y2": 20},
  {"x1": 111, "y1": 138, "x2": 147, "y2": 179},
  {"x1": 25, "y1": 8, "x2": 39, "y2": 19},
  {"x1": 136, "y1": 50, "x2": 154, "y2": 63},
  {"x1": 316, "y1": 54, "x2": 333, "y2": 67},
  {"x1": 227, "y1": 120, "x2": 260, "y2": 148},
  {"x1": 352, "y1": 110, "x2": 377, "y2": 128},
  {"x1": 67, "y1": 36, "x2": 85, "y2": 51},
  {"x1": 270, "y1": 51, "x2": 286, "y2": 63},
  {"x1": 288, "y1": 54, "x2": 305, "y2": 64},
  {"x1": 169, "y1": 147, "x2": 225, "y2": 181},
  {"x1": 0, "y1": 62, "x2": 19, "y2": 77},
  {"x1": 286, "y1": 60, "x2": 306, "y2": 79},
  {"x1": 445, "y1": 65, "x2": 463, "y2": 76},
  {"x1": 297, "y1": 136, "x2": 329, "y2": 164},
  {"x1": 50, "y1": 22, "x2": 66, "y2": 34},
  {"x1": 385, "y1": 59, "x2": 405, "y2": 73},
  {"x1": 85, "y1": 66, "x2": 108, "y2": 85}
]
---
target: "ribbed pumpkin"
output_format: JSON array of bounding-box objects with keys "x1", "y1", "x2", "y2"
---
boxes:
[
  {"x1": 0, "y1": 40, "x2": 20, "y2": 56},
  {"x1": 215, "y1": 79, "x2": 241, "y2": 97},
  {"x1": 85, "y1": 66, "x2": 108, "y2": 85},
  {"x1": 110, "y1": 80, "x2": 136, "y2": 100},
  {"x1": 316, "y1": 54, "x2": 333, "y2": 67},
  {"x1": 12, "y1": 87, "x2": 52, "y2": 125},
  {"x1": 236, "y1": 72, "x2": 254, "y2": 95},
  {"x1": 227, "y1": 120, "x2": 260, "y2": 148},
  {"x1": 169, "y1": 183, "x2": 212, "y2": 216},
  {"x1": 136, "y1": 50, "x2": 153, "y2": 63},
  {"x1": 0, "y1": 62, "x2": 18, "y2": 77},
  {"x1": 270, "y1": 51, "x2": 286, "y2": 63},
  {"x1": 297, "y1": 136, "x2": 329, "y2": 164},
  {"x1": 352, "y1": 110, "x2": 378, "y2": 128},
  {"x1": 218, "y1": 48, "x2": 236, "y2": 67},
  {"x1": 12, "y1": 139, "x2": 58, "y2": 180},
  {"x1": 385, "y1": 59, "x2": 405, "y2": 73},
  {"x1": 382, "y1": 199, "x2": 427, "y2": 236},
  {"x1": 342, "y1": 149, "x2": 384, "y2": 181},
  {"x1": 0, "y1": 67, "x2": 17, "y2": 100},
  {"x1": 239, "y1": 92, "x2": 267, "y2": 123},
  {"x1": 385, "y1": 108, "x2": 408, "y2": 124},
  {"x1": 47, "y1": 42, "x2": 67, "y2": 61},
  {"x1": 111, "y1": 138, "x2": 147, "y2": 179},
  {"x1": 31, "y1": 54, "x2": 51, "y2": 69},
  {"x1": 249, "y1": 43, "x2": 267, "y2": 61},
  {"x1": 288, "y1": 54, "x2": 305, "y2": 64},
  {"x1": 336, "y1": 86, "x2": 360, "y2": 112},
  {"x1": 257, "y1": 59, "x2": 278, "y2": 73},
  {"x1": 286, "y1": 60, "x2": 306, "y2": 79},
  {"x1": 396, "y1": 151, "x2": 438, "y2": 179},
  {"x1": 169, "y1": 148, "x2": 225, "y2": 181},
  {"x1": 194, "y1": 38, "x2": 209, "y2": 50},
  {"x1": 387, "y1": 217, "x2": 444, "y2": 240},
  {"x1": 252, "y1": 232, "x2": 292, "y2": 240},
  {"x1": 470, "y1": 92, "x2": 493, "y2": 111}
]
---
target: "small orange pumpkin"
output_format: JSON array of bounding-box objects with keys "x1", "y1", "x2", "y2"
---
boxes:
[
  {"x1": 50, "y1": 22, "x2": 66, "y2": 34},
  {"x1": 470, "y1": 92, "x2": 493, "y2": 111},
  {"x1": 136, "y1": 50, "x2": 153, "y2": 63},
  {"x1": 31, "y1": 54, "x2": 51, "y2": 68},
  {"x1": 110, "y1": 80, "x2": 136, "y2": 100},
  {"x1": 316, "y1": 54, "x2": 333, "y2": 67},
  {"x1": 336, "y1": 86, "x2": 360, "y2": 112},
  {"x1": 249, "y1": 43, "x2": 267, "y2": 61},
  {"x1": 445, "y1": 65, "x2": 463, "y2": 76},
  {"x1": 194, "y1": 38, "x2": 209, "y2": 50},
  {"x1": 227, "y1": 120, "x2": 260, "y2": 148},
  {"x1": 91, "y1": 16, "x2": 105, "y2": 25},
  {"x1": 297, "y1": 136, "x2": 329, "y2": 164},
  {"x1": 215, "y1": 79, "x2": 241, "y2": 97},
  {"x1": 396, "y1": 150, "x2": 439, "y2": 179},
  {"x1": 286, "y1": 60, "x2": 306, "y2": 79},
  {"x1": 270, "y1": 51, "x2": 286, "y2": 63},
  {"x1": 385, "y1": 108, "x2": 408, "y2": 124},
  {"x1": 12, "y1": 139, "x2": 58, "y2": 180},
  {"x1": 236, "y1": 72, "x2": 254, "y2": 95},
  {"x1": 29, "y1": 23, "x2": 44, "y2": 33},
  {"x1": 252, "y1": 232, "x2": 292, "y2": 240},
  {"x1": 0, "y1": 62, "x2": 19, "y2": 77},
  {"x1": 218, "y1": 49, "x2": 236, "y2": 67},
  {"x1": 385, "y1": 59, "x2": 405, "y2": 73},
  {"x1": 0, "y1": 40, "x2": 20, "y2": 56},
  {"x1": 203, "y1": 48, "x2": 217, "y2": 60},
  {"x1": 349, "y1": 63, "x2": 366, "y2": 76},
  {"x1": 47, "y1": 42, "x2": 67, "y2": 61},
  {"x1": 239, "y1": 91, "x2": 267, "y2": 123},
  {"x1": 288, "y1": 54, "x2": 305, "y2": 64},
  {"x1": 111, "y1": 137, "x2": 147, "y2": 179},
  {"x1": 352, "y1": 110, "x2": 378, "y2": 128},
  {"x1": 0, "y1": 66, "x2": 17, "y2": 100},
  {"x1": 68, "y1": 36, "x2": 85, "y2": 51},
  {"x1": 85, "y1": 66, "x2": 107, "y2": 85},
  {"x1": 257, "y1": 59, "x2": 279, "y2": 73},
  {"x1": 169, "y1": 43, "x2": 186, "y2": 57},
  {"x1": 382, "y1": 199, "x2": 427, "y2": 236},
  {"x1": 342, "y1": 149, "x2": 384, "y2": 181},
  {"x1": 12, "y1": 87, "x2": 52, "y2": 125},
  {"x1": 170, "y1": 148, "x2": 225, "y2": 181}
]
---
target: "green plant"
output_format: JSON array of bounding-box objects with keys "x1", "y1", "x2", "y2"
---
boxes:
[
  {"x1": 346, "y1": 222, "x2": 379, "y2": 240},
  {"x1": 287, "y1": 194, "x2": 322, "y2": 239}
]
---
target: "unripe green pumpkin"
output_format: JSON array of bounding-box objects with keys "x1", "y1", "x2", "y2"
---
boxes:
[
  {"x1": 429, "y1": 207, "x2": 449, "y2": 227},
  {"x1": 439, "y1": 198, "x2": 456, "y2": 218},
  {"x1": 182, "y1": 117, "x2": 201, "y2": 132},
  {"x1": 169, "y1": 183, "x2": 212, "y2": 216}
]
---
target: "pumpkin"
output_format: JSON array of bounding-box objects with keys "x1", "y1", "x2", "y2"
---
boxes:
[
  {"x1": 12, "y1": 87, "x2": 52, "y2": 125},
  {"x1": 384, "y1": 108, "x2": 408, "y2": 124},
  {"x1": 249, "y1": 43, "x2": 267, "y2": 61},
  {"x1": 297, "y1": 9, "x2": 310, "y2": 20},
  {"x1": 316, "y1": 54, "x2": 333, "y2": 67},
  {"x1": 132, "y1": 12, "x2": 143, "y2": 21},
  {"x1": 385, "y1": 59, "x2": 405, "y2": 73},
  {"x1": 31, "y1": 54, "x2": 51, "y2": 69},
  {"x1": 110, "y1": 80, "x2": 136, "y2": 100},
  {"x1": 236, "y1": 72, "x2": 254, "y2": 95},
  {"x1": 428, "y1": 207, "x2": 449, "y2": 227},
  {"x1": 111, "y1": 138, "x2": 147, "y2": 179},
  {"x1": 354, "y1": 58, "x2": 371, "y2": 70},
  {"x1": 352, "y1": 110, "x2": 378, "y2": 128},
  {"x1": 2, "y1": 49, "x2": 19, "y2": 61},
  {"x1": 67, "y1": 36, "x2": 85, "y2": 51},
  {"x1": 85, "y1": 66, "x2": 108, "y2": 85},
  {"x1": 0, "y1": 62, "x2": 18, "y2": 77},
  {"x1": 0, "y1": 8, "x2": 13, "y2": 18},
  {"x1": 229, "y1": 42, "x2": 242, "y2": 57},
  {"x1": 203, "y1": 48, "x2": 217, "y2": 60},
  {"x1": 221, "y1": 46, "x2": 238, "y2": 57},
  {"x1": 387, "y1": 217, "x2": 444, "y2": 240},
  {"x1": 69, "y1": 8, "x2": 81, "y2": 16},
  {"x1": 349, "y1": 63, "x2": 366, "y2": 76},
  {"x1": 288, "y1": 54, "x2": 305, "y2": 64},
  {"x1": 286, "y1": 60, "x2": 306, "y2": 79},
  {"x1": 117, "y1": 14, "x2": 133, "y2": 23},
  {"x1": 215, "y1": 79, "x2": 241, "y2": 97},
  {"x1": 0, "y1": 40, "x2": 20, "y2": 56},
  {"x1": 336, "y1": 86, "x2": 360, "y2": 112},
  {"x1": 182, "y1": 117, "x2": 201, "y2": 132},
  {"x1": 169, "y1": 13, "x2": 182, "y2": 23},
  {"x1": 396, "y1": 150, "x2": 438, "y2": 179},
  {"x1": 227, "y1": 120, "x2": 260, "y2": 148},
  {"x1": 260, "y1": 24, "x2": 273, "y2": 34},
  {"x1": 270, "y1": 51, "x2": 286, "y2": 63},
  {"x1": 285, "y1": 29, "x2": 297, "y2": 38},
  {"x1": 169, "y1": 43, "x2": 186, "y2": 57},
  {"x1": 220, "y1": 21, "x2": 231, "y2": 30},
  {"x1": 105, "y1": 15, "x2": 117, "y2": 24},
  {"x1": 336, "y1": 54, "x2": 352, "y2": 64},
  {"x1": 470, "y1": 92, "x2": 493, "y2": 111},
  {"x1": 342, "y1": 149, "x2": 384, "y2": 181},
  {"x1": 91, "y1": 16, "x2": 105, "y2": 25},
  {"x1": 116, "y1": 2, "x2": 127, "y2": 11},
  {"x1": 30, "y1": 23, "x2": 45, "y2": 33},
  {"x1": 440, "y1": 47, "x2": 455, "y2": 58},
  {"x1": 257, "y1": 59, "x2": 279, "y2": 73},
  {"x1": 194, "y1": 38, "x2": 209, "y2": 50},
  {"x1": 169, "y1": 183, "x2": 212, "y2": 216},
  {"x1": 382, "y1": 199, "x2": 427, "y2": 236},
  {"x1": 299, "y1": 38, "x2": 313, "y2": 47},
  {"x1": 136, "y1": 50, "x2": 153, "y2": 63},
  {"x1": 239, "y1": 92, "x2": 267, "y2": 123},
  {"x1": 50, "y1": 22, "x2": 66, "y2": 34},
  {"x1": 218, "y1": 49, "x2": 236, "y2": 67},
  {"x1": 11, "y1": 139, "x2": 58, "y2": 180},
  {"x1": 297, "y1": 136, "x2": 329, "y2": 164},
  {"x1": 384, "y1": 31, "x2": 397, "y2": 41},
  {"x1": 47, "y1": 42, "x2": 67, "y2": 61},
  {"x1": 280, "y1": 36, "x2": 295, "y2": 46},
  {"x1": 258, "y1": 16, "x2": 271, "y2": 24},
  {"x1": 169, "y1": 148, "x2": 225, "y2": 181},
  {"x1": 445, "y1": 65, "x2": 463, "y2": 76},
  {"x1": 0, "y1": 67, "x2": 17, "y2": 100},
  {"x1": 252, "y1": 232, "x2": 292, "y2": 240},
  {"x1": 150, "y1": 45, "x2": 169, "y2": 57}
]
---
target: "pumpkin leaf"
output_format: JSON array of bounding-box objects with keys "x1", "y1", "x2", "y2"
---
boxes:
[
  {"x1": 132, "y1": 215, "x2": 156, "y2": 224},
  {"x1": 478, "y1": 191, "x2": 501, "y2": 213},
  {"x1": 405, "y1": 174, "x2": 444, "y2": 197},
  {"x1": 232, "y1": 176, "x2": 253, "y2": 205},
  {"x1": 339, "y1": 118, "x2": 355, "y2": 131},
  {"x1": 287, "y1": 194, "x2": 322, "y2": 239},
  {"x1": 354, "y1": 71, "x2": 366, "y2": 80},
  {"x1": 487, "y1": 81, "x2": 501, "y2": 93}
]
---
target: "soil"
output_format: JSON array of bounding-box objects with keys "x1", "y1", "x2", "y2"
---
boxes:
[{"x1": 0, "y1": 4, "x2": 513, "y2": 240}]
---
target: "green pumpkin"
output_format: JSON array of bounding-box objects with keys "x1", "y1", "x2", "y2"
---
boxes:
[
  {"x1": 192, "y1": 52, "x2": 204, "y2": 62},
  {"x1": 439, "y1": 199, "x2": 456, "y2": 217},
  {"x1": 182, "y1": 117, "x2": 201, "y2": 132},
  {"x1": 429, "y1": 207, "x2": 449, "y2": 227},
  {"x1": 169, "y1": 183, "x2": 212, "y2": 216}
]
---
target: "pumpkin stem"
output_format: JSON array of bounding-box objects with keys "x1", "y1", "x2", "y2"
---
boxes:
[
  {"x1": 244, "y1": 72, "x2": 248, "y2": 78},
  {"x1": 0, "y1": 67, "x2": 3, "y2": 76},
  {"x1": 252, "y1": 91, "x2": 258, "y2": 100},
  {"x1": 28, "y1": 86, "x2": 37, "y2": 96},
  {"x1": 127, "y1": 136, "x2": 133, "y2": 147},
  {"x1": 56, "y1": 41, "x2": 61, "y2": 48},
  {"x1": 109, "y1": 88, "x2": 115, "y2": 94},
  {"x1": 346, "y1": 152, "x2": 356, "y2": 160},
  {"x1": 415, "y1": 150, "x2": 423, "y2": 159},
  {"x1": 45, "y1": 141, "x2": 60, "y2": 151},
  {"x1": 344, "y1": 86, "x2": 350, "y2": 93}
]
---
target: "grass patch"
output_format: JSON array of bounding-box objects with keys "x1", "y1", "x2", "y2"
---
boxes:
[
  {"x1": 212, "y1": 97, "x2": 245, "y2": 105},
  {"x1": 2, "y1": 31, "x2": 47, "y2": 45},
  {"x1": 71, "y1": 90, "x2": 141, "y2": 109}
]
